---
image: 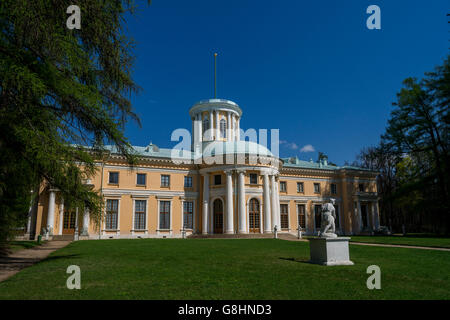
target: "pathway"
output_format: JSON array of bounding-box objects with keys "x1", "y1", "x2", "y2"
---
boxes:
[{"x1": 0, "y1": 241, "x2": 71, "y2": 282}]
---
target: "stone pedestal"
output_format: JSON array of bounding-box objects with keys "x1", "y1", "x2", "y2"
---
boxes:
[{"x1": 308, "y1": 237, "x2": 354, "y2": 266}]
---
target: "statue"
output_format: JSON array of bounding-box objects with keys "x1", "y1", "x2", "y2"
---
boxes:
[{"x1": 318, "y1": 198, "x2": 337, "y2": 238}]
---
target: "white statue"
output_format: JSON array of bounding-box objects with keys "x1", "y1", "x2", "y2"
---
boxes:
[{"x1": 318, "y1": 198, "x2": 337, "y2": 238}]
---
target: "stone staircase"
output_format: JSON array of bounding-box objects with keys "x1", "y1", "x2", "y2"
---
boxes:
[
  {"x1": 51, "y1": 235, "x2": 74, "y2": 241},
  {"x1": 188, "y1": 233, "x2": 299, "y2": 240}
]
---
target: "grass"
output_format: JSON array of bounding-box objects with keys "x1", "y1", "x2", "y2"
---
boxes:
[
  {"x1": 6, "y1": 241, "x2": 44, "y2": 254},
  {"x1": 0, "y1": 239, "x2": 449, "y2": 299},
  {"x1": 349, "y1": 235, "x2": 450, "y2": 248}
]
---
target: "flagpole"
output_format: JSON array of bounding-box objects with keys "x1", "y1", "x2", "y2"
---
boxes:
[{"x1": 214, "y1": 53, "x2": 217, "y2": 98}]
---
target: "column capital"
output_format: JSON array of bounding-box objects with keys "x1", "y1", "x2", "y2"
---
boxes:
[{"x1": 224, "y1": 169, "x2": 233, "y2": 176}]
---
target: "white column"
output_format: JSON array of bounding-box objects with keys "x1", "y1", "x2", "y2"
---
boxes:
[
  {"x1": 231, "y1": 114, "x2": 235, "y2": 141},
  {"x1": 263, "y1": 173, "x2": 272, "y2": 233},
  {"x1": 215, "y1": 110, "x2": 220, "y2": 139},
  {"x1": 270, "y1": 175, "x2": 277, "y2": 231},
  {"x1": 374, "y1": 200, "x2": 380, "y2": 229},
  {"x1": 47, "y1": 189, "x2": 56, "y2": 235},
  {"x1": 274, "y1": 178, "x2": 281, "y2": 230},
  {"x1": 357, "y1": 200, "x2": 362, "y2": 232},
  {"x1": 198, "y1": 114, "x2": 202, "y2": 142},
  {"x1": 225, "y1": 170, "x2": 234, "y2": 234},
  {"x1": 373, "y1": 201, "x2": 380, "y2": 229},
  {"x1": 238, "y1": 170, "x2": 246, "y2": 233},
  {"x1": 58, "y1": 198, "x2": 64, "y2": 235},
  {"x1": 202, "y1": 174, "x2": 209, "y2": 234},
  {"x1": 236, "y1": 118, "x2": 240, "y2": 141},
  {"x1": 227, "y1": 112, "x2": 231, "y2": 141},
  {"x1": 82, "y1": 208, "x2": 90, "y2": 236},
  {"x1": 209, "y1": 111, "x2": 213, "y2": 140},
  {"x1": 191, "y1": 117, "x2": 194, "y2": 149},
  {"x1": 25, "y1": 190, "x2": 34, "y2": 237},
  {"x1": 74, "y1": 207, "x2": 79, "y2": 240}
]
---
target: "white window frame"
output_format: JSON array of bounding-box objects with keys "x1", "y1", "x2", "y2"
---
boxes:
[
  {"x1": 157, "y1": 198, "x2": 173, "y2": 235},
  {"x1": 103, "y1": 197, "x2": 121, "y2": 236},
  {"x1": 296, "y1": 202, "x2": 308, "y2": 231},
  {"x1": 132, "y1": 198, "x2": 148, "y2": 234},
  {"x1": 181, "y1": 199, "x2": 195, "y2": 231},
  {"x1": 279, "y1": 202, "x2": 290, "y2": 231},
  {"x1": 136, "y1": 173, "x2": 147, "y2": 186}
]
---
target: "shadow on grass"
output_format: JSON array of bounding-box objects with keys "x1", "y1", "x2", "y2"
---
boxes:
[
  {"x1": 279, "y1": 257, "x2": 310, "y2": 264},
  {"x1": 35, "y1": 254, "x2": 81, "y2": 266}
]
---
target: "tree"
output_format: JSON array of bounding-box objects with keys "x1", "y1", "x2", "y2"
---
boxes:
[
  {"x1": 353, "y1": 55, "x2": 450, "y2": 234},
  {"x1": 0, "y1": 1, "x2": 150, "y2": 251}
]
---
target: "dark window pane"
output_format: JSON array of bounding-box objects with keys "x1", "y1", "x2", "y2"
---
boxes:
[
  {"x1": 298, "y1": 204, "x2": 306, "y2": 228},
  {"x1": 280, "y1": 204, "x2": 289, "y2": 229},
  {"x1": 161, "y1": 175, "x2": 170, "y2": 187},
  {"x1": 183, "y1": 201, "x2": 193, "y2": 229},
  {"x1": 184, "y1": 176, "x2": 192, "y2": 187},
  {"x1": 314, "y1": 205, "x2": 322, "y2": 229},
  {"x1": 109, "y1": 172, "x2": 119, "y2": 184},
  {"x1": 250, "y1": 174, "x2": 258, "y2": 184},
  {"x1": 214, "y1": 175, "x2": 221, "y2": 185},
  {"x1": 137, "y1": 174, "x2": 146, "y2": 185},
  {"x1": 159, "y1": 201, "x2": 170, "y2": 229}
]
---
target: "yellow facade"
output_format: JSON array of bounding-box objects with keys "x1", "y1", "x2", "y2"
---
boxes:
[{"x1": 30, "y1": 99, "x2": 379, "y2": 240}]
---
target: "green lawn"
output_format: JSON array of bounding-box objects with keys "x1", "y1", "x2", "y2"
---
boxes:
[
  {"x1": 6, "y1": 240, "x2": 44, "y2": 253},
  {"x1": 0, "y1": 239, "x2": 449, "y2": 299},
  {"x1": 349, "y1": 235, "x2": 450, "y2": 248}
]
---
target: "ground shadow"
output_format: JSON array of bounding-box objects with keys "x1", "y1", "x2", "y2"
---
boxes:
[{"x1": 279, "y1": 257, "x2": 310, "y2": 264}]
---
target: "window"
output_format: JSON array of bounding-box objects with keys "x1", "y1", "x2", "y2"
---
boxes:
[
  {"x1": 331, "y1": 183, "x2": 337, "y2": 194},
  {"x1": 280, "y1": 204, "x2": 289, "y2": 229},
  {"x1": 314, "y1": 204, "x2": 322, "y2": 229},
  {"x1": 297, "y1": 204, "x2": 306, "y2": 229},
  {"x1": 333, "y1": 204, "x2": 340, "y2": 229},
  {"x1": 136, "y1": 173, "x2": 146, "y2": 186},
  {"x1": 314, "y1": 183, "x2": 321, "y2": 194},
  {"x1": 214, "y1": 174, "x2": 222, "y2": 185},
  {"x1": 161, "y1": 175, "x2": 170, "y2": 187},
  {"x1": 249, "y1": 173, "x2": 258, "y2": 184},
  {"x1": 184, "y1": 176, "x2": 193, "y2": 188},
  {"x1": 297, "y1": 182, "x2": 304, "y2": 193},
  {"x1": 359, "y1": 183, "x2": 365, "y2": 192},
  {"x1": 109, "y1": 172, "x2": 119, "y2": 184},
  {"x1": 220, "y1": 118, "x2": 227, "y2": 138},
  {"x1": 134, "y1": 200, "x2": 146, "y2": 230},
  {"x1": 202, "y1": 117, "x2": 209, "y2": 137},
  {"x1": 280, "y1": 181, "x2": 287, "y2": 192},
  {"x1": 183, "y1": 201, "x2": 193, "y2": 229},
  {"x1": 105, "y1": 199, "x2": 118, "y2": 230},
  {"x1": 159, "y1": 201, "x2": 170, "y2": 229}
]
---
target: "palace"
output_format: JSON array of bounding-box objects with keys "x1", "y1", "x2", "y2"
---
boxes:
[{"x1": 27, "y1": 98, "x2": 380, "y2": 240}]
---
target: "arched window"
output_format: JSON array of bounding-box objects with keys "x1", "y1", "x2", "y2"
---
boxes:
[
  {"x1": 220, "y1": 118, "x2": 226, "y2": 138},
  {"x1": 249, "y1": 198, "x2": 260, "y2": 233},
  {"x1": 202, "y1": 117, "x2": 209, "y2": 137}
]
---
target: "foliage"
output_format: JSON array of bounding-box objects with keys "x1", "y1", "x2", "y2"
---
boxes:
[
  {"x1": 0, "y1": 1, "x2": 149, "y2": 245},
  {"x1": 354, "y1": 55, "x2": 450, "y2": 234}
]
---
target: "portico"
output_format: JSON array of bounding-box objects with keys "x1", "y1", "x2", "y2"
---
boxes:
[{"x1": 199, "y1": 166, "x2": 280, "y2": 235}]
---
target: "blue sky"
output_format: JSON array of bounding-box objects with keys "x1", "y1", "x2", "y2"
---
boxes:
[{"x1": 122, "y1": 0, "x2": 449, "y2": 165}]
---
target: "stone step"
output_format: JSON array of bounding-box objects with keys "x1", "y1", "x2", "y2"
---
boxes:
[
  {"x1": 187, "y1": 233, "x2": 298, "y2": 239},
  {"x1": 51, "y1": 235, "x2": 74, "y2": 241}
]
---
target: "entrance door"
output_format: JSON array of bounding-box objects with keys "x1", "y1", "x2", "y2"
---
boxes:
[
  {"x1": 361, "y1": 204, "x2": 368, "y2": 229},
  {"x1": 249, "y1": 198, "x2": 260, "y2": 233},
  {"x1": 213, "y1": 199, "x2": 223, "y2": 234},
  {"x1": 62, "y1": 210, "x2": 76, "y2": 234}
]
